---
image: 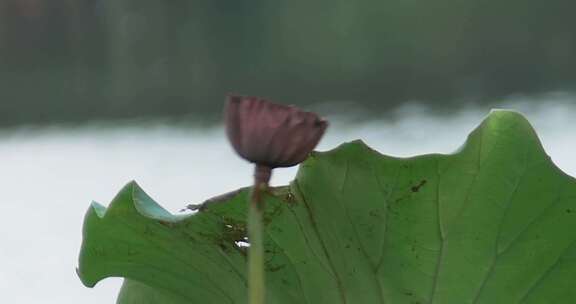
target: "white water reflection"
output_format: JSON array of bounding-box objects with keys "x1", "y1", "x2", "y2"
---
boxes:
[{"x1": 0, "y1": 94, "x2": 575, "y2": 303}]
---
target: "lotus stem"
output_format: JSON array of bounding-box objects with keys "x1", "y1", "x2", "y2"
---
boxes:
[{"x1": 249, "y1": 165, "x2": 271, "y2": 304}]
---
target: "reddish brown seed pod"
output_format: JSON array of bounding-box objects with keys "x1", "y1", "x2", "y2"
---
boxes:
[
  {"x1": 225, "y1": 95, "x2": 327, "y2": 303},
  {"x1": 225, "y1": 95, "x2": 328, "y2": 173}
]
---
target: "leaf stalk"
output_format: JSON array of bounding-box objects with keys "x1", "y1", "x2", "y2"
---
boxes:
[{"x1": 249, "y1": 165, "x2": 271, "y2": 304}]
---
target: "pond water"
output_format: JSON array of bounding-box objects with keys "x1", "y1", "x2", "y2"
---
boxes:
[{"x1": 1, "y1": 95, "x2": 575, "y2": 303}]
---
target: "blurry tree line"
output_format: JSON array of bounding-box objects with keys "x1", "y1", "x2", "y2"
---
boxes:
[{"x1": 0, "y1": 0, "x2": 575, "y2": 125}]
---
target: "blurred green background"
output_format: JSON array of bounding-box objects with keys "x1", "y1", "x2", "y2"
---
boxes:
[{"x1": 0, "y1": 0, "x2": 574, "y2": 126}]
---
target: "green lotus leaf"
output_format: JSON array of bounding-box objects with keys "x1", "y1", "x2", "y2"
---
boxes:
[{"x1": 78, "y1": 110, "x2": 576, "y2": 303}]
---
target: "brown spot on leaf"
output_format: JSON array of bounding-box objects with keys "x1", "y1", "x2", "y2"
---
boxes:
[
  {"x1": 158, "y1": 220, "x2": 174, "y2": 228},
  {"x1": 411, "y1": 180, "x2": 427, "y2": 193}
]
